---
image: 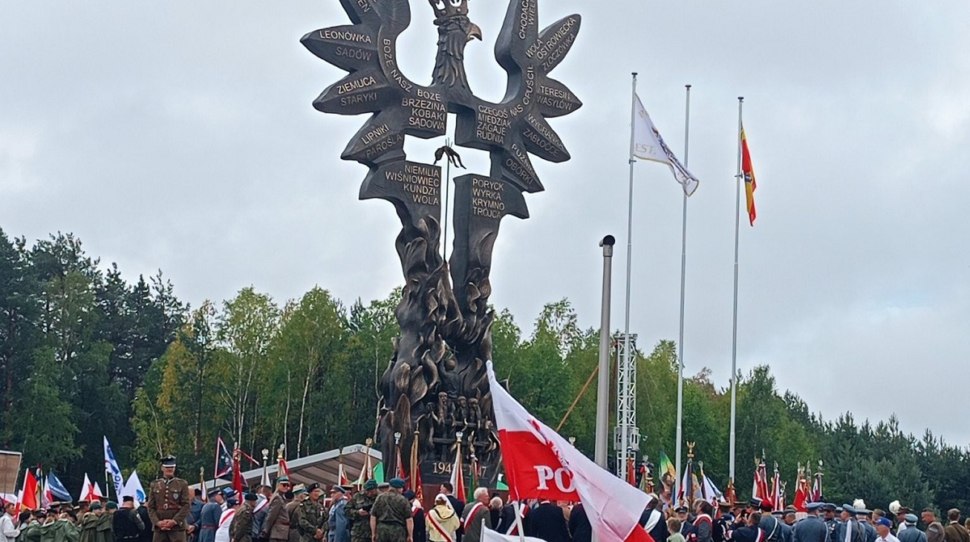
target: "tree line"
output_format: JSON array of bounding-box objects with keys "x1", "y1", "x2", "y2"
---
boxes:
[{"x1": 1, "y1": 228, "x2": 967, "y2": 513}]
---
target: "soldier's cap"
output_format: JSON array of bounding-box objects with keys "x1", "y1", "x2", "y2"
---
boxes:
[
  {"x1": 222, "y1": 489, "x2": 236, "y2": 499},
  {"x1": 876, "y1": 518, "x2": 892, "y2": 528},
  {"x1": 748, "y1": 498, "x2": 763, "y2": 508},
  {"x1": 106, "y1": 502, "x2": 118, "y2": 510},
  {"x1": 835, "y1": 507, "x2": 844, "y2": 514},
  {"x1": 307, "y1": 483, "x2": 321, "y2": 492},
  {"x1": 275, "y1": 476, "x2": 290, "y2": 485},
  {"x1": 389, "y1": 478, "x2": 405, "y2": 489},
  {"x1": 675, "y1": 505, "x2": 688, "y2": 513},
  {"x1": 905, "y1": 514, "x2": 918, "y2": 523},
  {"x1": 292, "y1": 484, "x2": 307, "y2": 495},
  {"x1": 227, "y1": 498, "x2": 238, "y2": 507},
  {"x1": 718, "y1": 502, "x2": 733, "y2": 509},
  {"x1": 122, "y1": 496, "x2": 135, "y2": 503},
  {"x1": 36, "y1": 509, "x2": 48, "y2": 516},
  {"x1": 377, "y1": 482, "x2": 390, "y2": 489},
  {"x1": 842, "y1": 504, "x2": 856, "y2": 515},
  {"x1": 244, "y1": 493, "x2": 258, "y2": 502},
  {"x1": 856, "y1": 509, "x2": 872, "y2": 517},
  {"x1": 771, "y1": 511, "x2": 784, "y2": 517},
  {"x1": 823, "y1": 503, "x2": 836, "y2": 511},
  {"x1": 90, "y1": 502, "x2": 103, "y2": 511},
  {"x1": 806, "y1": 502, "x2": 824, "y2": 512},
  {"x1": 403, "y1": 490, "x2": 415, "y2": 500},
  {"x1": 363, "y1": 480, "x2": 378, "y2": 491},
  {"x1": 160, "y1": 456, "x2": 177, "y2": 467},
  {"x1": 208, "y1": 489, "x2": 223, "y2": 498},
  {"x1": 330, "y1": 486, "x2": 346, "y2": 494}
]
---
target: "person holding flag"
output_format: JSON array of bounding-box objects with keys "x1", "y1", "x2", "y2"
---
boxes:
[{"x1": 486, "y1": 360, "x2": 654, "y2": 542}]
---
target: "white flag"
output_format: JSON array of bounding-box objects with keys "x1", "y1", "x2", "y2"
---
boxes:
[
  {"x1": 122, "y1": 470, "x2": 147, "y2": 503},
  {"x1": 481, "y1": 527, "x2": 545, "y2": 542},
  {"x1": 632, "y1": 93, "x2": 699, "y2": 196},
  {"x1": 104, "y1": 436, "x2": 125, "y2": 500}
]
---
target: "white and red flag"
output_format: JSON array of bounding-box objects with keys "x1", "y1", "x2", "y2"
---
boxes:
[
  {"x1": 752, "y1": 459, "x2": 769, "y2": 504},
  {"x1": 487, "y1": 361, "x2": 654, "y2": 542}
]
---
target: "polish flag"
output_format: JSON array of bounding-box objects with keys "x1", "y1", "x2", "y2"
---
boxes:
[{"x1": 487, "y1": 362, "x2": 654, "y2": 542}]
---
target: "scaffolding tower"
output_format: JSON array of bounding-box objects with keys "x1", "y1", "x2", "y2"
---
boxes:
[{"x1": 614, "y1": 333, "x2": 639, "y2": 480}]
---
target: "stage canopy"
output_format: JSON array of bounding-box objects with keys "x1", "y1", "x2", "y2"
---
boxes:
[{"x1": 197, "y1": 444, "x2": 382, "y2": 490}]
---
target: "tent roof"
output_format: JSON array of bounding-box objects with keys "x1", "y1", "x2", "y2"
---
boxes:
[{"x1": 199, "y1": 444, "x2": 382, "y2": 490}]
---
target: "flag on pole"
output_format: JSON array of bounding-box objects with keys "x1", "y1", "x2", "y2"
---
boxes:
[
  {"x1": 45, "y1": 472, "x2": 72, "y2": 504},
  {"x1": 277, "y1": 450, "x2": 290, "y2": 477},
  {"x1": 482, "y1": 526, "x2": 545, "y2": 542},
  {"x1": 38, "y1": 468, "x2": 50, "y2": 509},
  {"x1": 487, "y1": 361, "x2": 655, "y2": 542},
  {"x1": 215, "y1": 437, "x2": 233, "y2": 478},
  {"x1": 79, "y1": 473, "x2": 102, "y2": 503},
  {"x1": 20, "y1": 469, "x2": 39, "y2": 511},
  {"x1": 792, "y1": 466, "x2": 808, "y2": 512},
  {"x1": 337, "y1": 458, "x2": 351, "y2": 487},
  {"x1": 408, "y1": 435, "x2": 423, "y2": 501},
  {"x1": 449, "y1": 441, "x2": 466, "y2": 502},
  {"x1": 810, "y1": 470, "x2": 822, "y2": 503},
  {"x1": 122, "y1": 471, "x2": 147, "y2": 503},
  {"x1": 740, "y1": 127, "x2": 757, "y2": 226},
  {"x1": 232, "y1": 448, "x2": 244, "y2": 496},
  {"x1": 395, "y1": 443, "x2": 406, "y2": 481},
  {"x1": 104, "y1": 437, "x2": 125, "y2": 500},
  {"x1": 769, "y1": 464, "x2": 781, "y2": 511},
  {"x1": 752, "y1": 458, "x2": 769, "y2": 504},
  {"x1": 659, "y1": 452, "x2": 677, "y2": 481},
  {"x1": 632, "y1": 93, "x2": 700, "y2": 196}
]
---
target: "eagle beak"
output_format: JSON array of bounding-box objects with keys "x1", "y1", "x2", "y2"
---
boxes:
[{"x1": 467, "y1": 23, "x2": 483, "y2": 42}]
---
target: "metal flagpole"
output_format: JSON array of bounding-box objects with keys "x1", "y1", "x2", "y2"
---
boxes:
[
  {"x1": 729, "y1": 97, "x2": 744, "y2": 484},
  {"x1": 674, "y1": 84, "x2": 691, "y2": 500},
  {"x1": 443, "y1": 136, "x2": 453, "y2": 260},
  {"x1": 621, "y1": 72, "x2": 638, "y2": 481}
]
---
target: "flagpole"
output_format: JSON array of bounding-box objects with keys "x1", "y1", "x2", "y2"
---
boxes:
[
  {"x1": 729, "y1": 96, "x2": 744, "y2": 485},
  {"x1": 621, "y1": 71, "x2": 637, "y2": 482},
  {"x1": 674, "y1": 83, "x2": 691, "y2": 502}
]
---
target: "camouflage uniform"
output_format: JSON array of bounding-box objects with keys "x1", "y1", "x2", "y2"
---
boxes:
[
  {"x1": 297, "y1": 501, "x2": 326, "y2": 542},
  {"x1": 345, "y1": 493, "x2": 376, "y2": 542},
  {"x1": 230, "y1": 506, "x2": 254, "y2": 542},
  {"x1": 370, "y1": 493, "x2": 410, "y2": 542}
]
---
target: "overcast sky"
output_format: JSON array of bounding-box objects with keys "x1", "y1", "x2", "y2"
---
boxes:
[{"x1": 2, "y1": 1, "x2": 968, "y2": 449}]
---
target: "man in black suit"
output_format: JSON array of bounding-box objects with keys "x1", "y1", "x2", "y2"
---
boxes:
[
  {"x1": 525, "y1": 501, "x2": 570, "y2": 542},
  {"x1": 568, "y1": 503, "x2": 592, "y2": 542}
]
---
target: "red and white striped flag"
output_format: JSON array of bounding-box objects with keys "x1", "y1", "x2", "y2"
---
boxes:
[{"x1": 488, "y1": 362, "x2": 654, "y2": 542}]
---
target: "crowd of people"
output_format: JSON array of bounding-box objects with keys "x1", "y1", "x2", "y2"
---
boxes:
[{"x1": 4, "y1": 457, "x2": 970, "y2": 542}]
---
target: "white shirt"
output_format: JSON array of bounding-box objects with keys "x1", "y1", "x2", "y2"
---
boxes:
[
  {"x1": 0, "y1": 512, "x2": 20, "y2": 542},
  {"x1": 215, "y1": 508, "x2": 236, "y2": 542},
  {"x1": 877, "y1": 535, "x2": 901, "y2": 542}
]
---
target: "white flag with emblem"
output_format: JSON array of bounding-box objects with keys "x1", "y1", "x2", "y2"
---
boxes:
[{"x1": 632, "y1": 93, "x2": 699, "y2": 196}]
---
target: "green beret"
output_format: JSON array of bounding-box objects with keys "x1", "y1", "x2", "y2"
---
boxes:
[
  {"x1": 389, "y1": 478, "x2": 405, "y2": 489},
  {"x1": 106, "y1": 502, "x2": 118, "y2": 510},
  {"x1": 363, "y1": 480, "x2": 378, "y2": 490}
]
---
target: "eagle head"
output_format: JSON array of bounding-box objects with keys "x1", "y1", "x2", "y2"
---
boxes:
[{"x1": 429, "y1": 0, "x2": 482, "y2": 41}]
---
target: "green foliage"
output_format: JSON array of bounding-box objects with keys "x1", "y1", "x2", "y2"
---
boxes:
[{"x1": 2, "y1": 227, "x2": 968, "y2": 513}]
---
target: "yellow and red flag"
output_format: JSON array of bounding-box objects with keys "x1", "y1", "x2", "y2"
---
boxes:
[{"x1": 741, "y1": 127, "x2": 757, "y2": 226}]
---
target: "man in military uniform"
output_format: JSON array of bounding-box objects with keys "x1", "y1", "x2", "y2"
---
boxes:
[
  {"x1": 345, "y1": 482, "x2": 377, "y2": 542},
  {"x1": 297, "y1": 485, "x2": 326, "y2": 542},
  {"x1": 368, "y1": 479, "x2": 411, "y2": 542},
  {"x1": 794, "y1": 503, "x2": 829, "y2": 542},
  {"x1": 260, "y1": 478, "x2": 292, "y2": 542},
  {"x1": 230, "y1": 494, "x2": 256, "y2": 542},
  {"x1": 147, "y1": 457, "x2": 191, "y2": 542}
]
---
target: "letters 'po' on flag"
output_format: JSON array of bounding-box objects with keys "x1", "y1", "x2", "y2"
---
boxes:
[
  {"x1": 632, "y1": 93, "x2": 699, "y2": 197},
  {"x1": 487, "y1": 361, "x2": 654, "y2": 542}
]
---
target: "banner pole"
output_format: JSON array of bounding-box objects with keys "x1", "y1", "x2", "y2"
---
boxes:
[
  {"x1": 674, "y1": 83, "x2": 691, "y2": 504},
  {"x1": 729, "y1": 97, "x2": 744, "y2": 485}
]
